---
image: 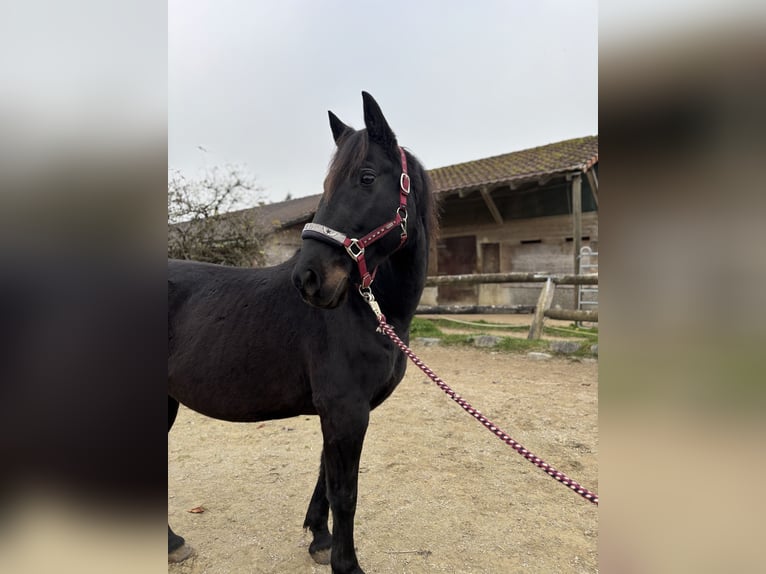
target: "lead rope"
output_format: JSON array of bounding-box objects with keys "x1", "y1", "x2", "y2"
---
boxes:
[{"x1": 361, "y1": 291, "x2": 599, "y2": 505}]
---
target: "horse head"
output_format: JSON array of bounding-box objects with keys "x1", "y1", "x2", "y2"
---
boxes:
[{"x1": 293, "y1": 92, "x2": 422, "y2": 309}]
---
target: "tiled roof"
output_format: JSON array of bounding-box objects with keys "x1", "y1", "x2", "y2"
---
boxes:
[
  {"x1": 246, "y1": 135, "x2": 597, "y2": 228},
  {"x1": 254, "y1": 194, "x2": 321, "y2": 228},
  {"x1": 428, "y1": 135, "x2": 598, "y2": 194}
]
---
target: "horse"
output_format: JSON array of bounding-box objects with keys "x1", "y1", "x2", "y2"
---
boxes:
[{"x1": 168, "y1": 91, "x2": 438, "y2": 574}]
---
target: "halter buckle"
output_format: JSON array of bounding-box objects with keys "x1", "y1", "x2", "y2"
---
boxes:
[
  {"x1": 400, "y1": 173, "x2": 411, "y2": 195},
  {"x1": 345, "y1": 239, "x2": 364, "y2": 261}
]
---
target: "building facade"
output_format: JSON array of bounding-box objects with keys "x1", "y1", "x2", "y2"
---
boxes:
[{"x1": 253, "y1": 135, "x2": 599, "y2": 310}]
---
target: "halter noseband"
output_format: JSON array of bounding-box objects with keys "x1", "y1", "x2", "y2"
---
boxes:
[{"x1": 301, "y1": 147, "x2": 411, "y2": 291}]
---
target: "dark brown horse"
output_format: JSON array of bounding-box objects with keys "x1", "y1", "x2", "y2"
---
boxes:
[{"x1": 168, "y1": 92, "x2": 437, "y2": 574}]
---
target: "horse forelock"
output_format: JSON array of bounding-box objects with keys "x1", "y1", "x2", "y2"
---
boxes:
[{"x1": 323, "y1": 130, "x2": 369, "y2": 198}]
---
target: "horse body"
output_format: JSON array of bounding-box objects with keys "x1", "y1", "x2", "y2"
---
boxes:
[
  {"x1": 168, "y1": 256, "x2": 408, "y2": 422},
  {"x1": 169, "y1": 257, "x2": 316, "y2": 422},
  {"x1": 169, "y1": 92, "x2": 436, "y2": 574}
]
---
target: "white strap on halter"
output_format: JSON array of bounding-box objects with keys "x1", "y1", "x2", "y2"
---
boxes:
[{"x1": 301, "y1": 223, "x2": 348, "y2": 246}]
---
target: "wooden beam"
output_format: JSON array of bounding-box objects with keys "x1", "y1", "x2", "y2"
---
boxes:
[
  {"x1": 480, "y1": 186, "x2": 504, "y2": 224},
  {"x1": 572, "y1": 174, "x2": 583, "y2": 311},
  {"x1": 416, "y1": 305, "x2": 535, "y2": 315},
  {"x1": 545, "y1": 308, "x2": 598, "y2": 322},
  {"x1": 585, "y1": 168, "x2": 599, "y2": 209},
  {"x1": 425, "y1": 272, "x2": 598, "y2": 286},
  {"x1": 528, "y1": 278, "x2": 556, "y2": 340}
]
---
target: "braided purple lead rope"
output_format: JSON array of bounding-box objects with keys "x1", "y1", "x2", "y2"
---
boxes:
[{"x1": 377, "y1": 317, "x2": 599, "y2": 506}]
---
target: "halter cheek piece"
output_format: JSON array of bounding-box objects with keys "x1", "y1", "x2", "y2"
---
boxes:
[{"x1": 301, "y1": 147, "x2": 411, "y2": 298}]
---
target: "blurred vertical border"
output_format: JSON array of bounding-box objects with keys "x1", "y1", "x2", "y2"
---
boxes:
[
  {"x1": 0, "y1": 1, "x2": 167, "y2": 573},
  {"x1": 2, "y1": 1, "x2": 766, "y2": 573},
  {"x1": 601, "y1": 1, "x2": 766, "y2": 572}
]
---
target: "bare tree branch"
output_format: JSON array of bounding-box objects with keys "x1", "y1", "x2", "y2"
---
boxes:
[{"x1": 167, "y1": 166, "x2": 270, "y2": 267}]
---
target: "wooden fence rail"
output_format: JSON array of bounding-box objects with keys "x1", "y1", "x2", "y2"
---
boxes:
[
  {"x1": 425, "y1": 272, "x2": 598, "y2": 286},
  {"x1": 423, "y1": 272, "x2": 598, "y2": 339}
]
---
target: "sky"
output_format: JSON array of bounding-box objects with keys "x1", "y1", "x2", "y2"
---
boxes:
[{"x1": 169, "y1": 0, "x2": 598, "y2": 204}]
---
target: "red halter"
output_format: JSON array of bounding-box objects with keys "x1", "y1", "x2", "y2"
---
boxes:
[{"x1": 301, "y1": 147, "x2": 410, "y2": 290}]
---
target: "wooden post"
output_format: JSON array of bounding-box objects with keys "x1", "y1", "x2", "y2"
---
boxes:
[
  {"x1": 480, "y1": 186, "x2": 504, "y2": 225},
  {"x1": 572, "y1": 174, "x2": 582, "y2": 311},
  {"x1": 586, "y1": 168, "x2": 598, "y2": 209},
  {"x1": 527, "y1": 278, "x2": 556, "y2": 340}
]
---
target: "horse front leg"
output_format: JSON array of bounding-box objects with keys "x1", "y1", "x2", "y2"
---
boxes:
[
  {"x1": 319, "y1": 402, "x2": 370, "y2": 574},
  {"x1": 304, "y1": 452, "x2": 332, "y2": 564}
]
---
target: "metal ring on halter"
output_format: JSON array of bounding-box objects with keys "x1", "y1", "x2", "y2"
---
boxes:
[
  {"x1": 397, "y1": 207, "x2": 408, "y2": 236},
  {"x1": 359, "y1": 285, "x2": 384, "y2": 323},
  {"x1": 358, "y1": 285, "x2": 373, "y2": 301}
]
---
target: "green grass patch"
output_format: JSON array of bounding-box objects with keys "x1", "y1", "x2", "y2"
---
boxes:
[
  {"x1": 496, "y1": 337, "x2": 550, "y2": 353},
  {"x1": 410, "y1": 316, "x2": 597, "y2": 356},
  {"x1": 410, "y1": 317, "x2": 443, "y2": 338},
  {"x1": 440, "y1": 333, "x2": 478, "y2": 346},
  {"x1": 545, "y1": 325, "x2": 598, "y2": 339}
]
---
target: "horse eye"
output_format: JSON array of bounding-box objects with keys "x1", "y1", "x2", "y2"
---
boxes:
[{"x1": 360, "y1": 171, "x2": 376, "y2": 186}]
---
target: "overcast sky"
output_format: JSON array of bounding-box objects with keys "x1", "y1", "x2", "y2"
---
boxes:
[{"x1": 169, "y1": 0, "x2": 598, "y2": 204}]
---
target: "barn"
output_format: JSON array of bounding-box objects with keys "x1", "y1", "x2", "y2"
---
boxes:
[{"x1": 255, "y1": 135, "x2": 599, "y2": 310}]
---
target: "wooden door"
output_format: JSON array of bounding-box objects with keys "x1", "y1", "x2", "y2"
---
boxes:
[{"x1": 436, "y1": 235, "x2": 477, "y2": 304}]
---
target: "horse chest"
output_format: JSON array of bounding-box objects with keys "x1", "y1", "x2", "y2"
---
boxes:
[{"x1": 368, "y1": 349, "x2": 407, "y2": 409}]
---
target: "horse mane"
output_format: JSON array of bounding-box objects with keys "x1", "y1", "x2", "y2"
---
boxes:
[
  {"x1": 402, "y1": 147, "x2": 440, "y2": 244},
  {"x1": 324, "y1": 130, "x2": 440, "y2": 243}
]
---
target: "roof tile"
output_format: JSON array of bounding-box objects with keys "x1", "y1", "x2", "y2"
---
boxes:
[{"x1": 428, "y1": 135, "x2": 598, "y2": 194}]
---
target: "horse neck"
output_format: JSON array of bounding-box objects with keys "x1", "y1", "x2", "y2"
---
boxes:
[{"x1": 372, "y1": 231, "x2": 429, "y2": 332}]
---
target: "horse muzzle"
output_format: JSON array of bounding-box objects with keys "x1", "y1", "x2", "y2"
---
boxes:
[{"x1": 292, "y1": 258, "x2": 351, "y2": 309}]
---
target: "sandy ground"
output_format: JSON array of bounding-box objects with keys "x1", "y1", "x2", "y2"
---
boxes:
[{"x1": 168, "y1": 338, "x2": 598, "y2": 574}]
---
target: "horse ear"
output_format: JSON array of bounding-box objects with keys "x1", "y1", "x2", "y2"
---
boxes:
[
  {"x1": 362, "y1": 91, "x2": 397, "y2": 148},
  {"x1": 328, "y1": 111, "x2": 352, "y2": 144}
]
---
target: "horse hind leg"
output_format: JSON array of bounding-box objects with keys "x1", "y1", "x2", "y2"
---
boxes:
[
  {"x1": 304, "y1": 453, "x2": 332, "y2": 564},
  {"x1": 168, "y1": 525, "x2": 193, "y2": 562},
  {"x1": 168, "y1": 396, "x2": 194, "y2": 563},
  {"x1": 169, "y1": 395, "x2": 180, "y2": 432}
]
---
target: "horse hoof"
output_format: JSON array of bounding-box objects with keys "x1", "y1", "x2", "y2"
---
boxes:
[
  {"x1": 168, "y1": 543, "x2": 195, "y2": 563},
  {"x1": 310, "y1": 547, "x2": 331, "y2": 565}
]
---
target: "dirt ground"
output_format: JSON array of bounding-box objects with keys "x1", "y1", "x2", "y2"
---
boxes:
[{"x1": 168, "y1": 326, "x2": 598, "y2": 574}]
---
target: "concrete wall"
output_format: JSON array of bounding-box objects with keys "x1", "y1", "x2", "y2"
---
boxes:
[
  {"x1": 436, "y1": 212, "x2": 599, "y2": 308},
  {"x1": 260, "y1": 212, "x2": 599, "y2": 311},
  {"x1": 262, "y1": 228, "x2": 302, "y2": 267}
]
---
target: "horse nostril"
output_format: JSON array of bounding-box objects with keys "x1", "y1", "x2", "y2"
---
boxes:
[{"x1": 294, "y1": 268, "x2": 320, "y2": 297}]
